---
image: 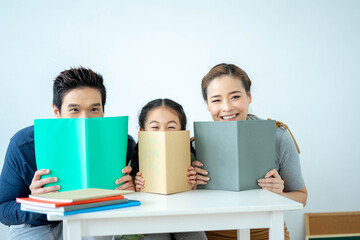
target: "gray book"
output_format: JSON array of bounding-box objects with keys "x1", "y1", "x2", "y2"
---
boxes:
[{"x1": 194, "y1": 120, "x2": 275, "y2": 191}]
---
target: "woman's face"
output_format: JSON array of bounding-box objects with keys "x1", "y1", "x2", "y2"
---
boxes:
[
  {"x1": 143, "y1": 106, "x2": 181, "y2": 131},
  {"x1": 206, "y1": 75, "x2": 252, "y2": 121}
]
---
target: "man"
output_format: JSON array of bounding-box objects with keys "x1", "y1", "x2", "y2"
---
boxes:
[{"x1": 0, "y1": 67, "x2": 135, "y2": 239}]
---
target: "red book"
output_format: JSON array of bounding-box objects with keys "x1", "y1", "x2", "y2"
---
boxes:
[{"x1": 16, "y1": 195, "x2": 125, "y2": 208}]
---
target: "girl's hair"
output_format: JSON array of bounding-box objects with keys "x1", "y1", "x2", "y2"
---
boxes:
[
  {"x1": 138, "y1": 98, "x2": 187, "y2": 130},
  {"x1": 201, "y1": 63, "x2": 252, "y2": 101}
]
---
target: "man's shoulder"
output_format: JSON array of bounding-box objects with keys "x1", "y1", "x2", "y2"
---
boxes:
[{"x1": 11, "y1": 125, "x2": 34, "y2": 147}]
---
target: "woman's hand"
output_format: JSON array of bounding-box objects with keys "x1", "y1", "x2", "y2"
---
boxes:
[
  {"x1": 134, "y1": 172, "x2": 145, "y2": 192},
  {"x1": 257, "y1": 169, "x2": 284, "y2": 195},
  {"x1": 29, "y1": 169, "x2": 59, "y2": 195},
  {"x1": 115, "y1": 166, "x2": 135, "y2": 191},
  {"x1": 191, "y1": 161, "x2": 210, "y2": 190}
]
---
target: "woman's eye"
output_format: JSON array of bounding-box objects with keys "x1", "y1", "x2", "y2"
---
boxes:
[
  {"x1": 211, "y1": 99, "x2": 220, "y2": 103},
  {"x1": 168, "y1": 126, "x2": 176, "y2": 129},
  {"x1": 151, "y1": 126, "x2": 159, "y2": 129},
  {"x1": 231, "y1": 95, "x2": 240, "y2": 100}
]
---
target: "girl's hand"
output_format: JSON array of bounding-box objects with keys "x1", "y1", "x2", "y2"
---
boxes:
[
  {"x1": 191, "y1": 161, "x2": 210, "y2": 190},
  {"x1": 29, "y1": 169, "x2": 60, "y2": 195},
  {"x1": 257, "y1": 169, "x2": 284, "y2": 195},
  {"x1": 134, "y1": 172, "x2": 145, "y2": 192},
  {"x1": 115, "y1": 166, "x2": 135, "y2": 191}
]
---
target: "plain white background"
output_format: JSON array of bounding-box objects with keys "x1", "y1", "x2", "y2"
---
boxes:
[{"x1": 1, "y1": 1, "x2": 359, "y2": 239}]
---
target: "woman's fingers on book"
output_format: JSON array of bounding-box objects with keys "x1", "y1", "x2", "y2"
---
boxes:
[
  {"x1": 191, "y1": 161, "x2": 203, "y2": 167},
  {"x1": 258, "y1": 170, "x2": 284, "y2": 194}
]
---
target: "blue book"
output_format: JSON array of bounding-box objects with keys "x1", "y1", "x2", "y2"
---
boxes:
[{"x1": 21, "y1": 200, "x2": 141, "y2": 216}]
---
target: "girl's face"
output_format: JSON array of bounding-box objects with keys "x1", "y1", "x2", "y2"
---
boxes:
[
  {"x1": 206, "y1": 75, "x2": 252, "y2": 121},
  {"x1": 143, "y1": 106, "x2": 181, "y2": 131}
]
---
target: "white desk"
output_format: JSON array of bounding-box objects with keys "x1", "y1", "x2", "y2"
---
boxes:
[{"x1": 48, "y1": 189, "x2": 303, "y2": 240}]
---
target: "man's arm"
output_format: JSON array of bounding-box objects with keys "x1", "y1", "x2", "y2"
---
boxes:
[{"x1": 0, "y1": 140, "x2": 41, "y2": 225}]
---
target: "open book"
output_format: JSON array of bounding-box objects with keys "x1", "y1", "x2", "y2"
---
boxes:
[
  {"x1": 34, "y1": 116, "x2": 129, "y2": 192},
  {"x1": 194, "y1": 120, "x2": 275, "y2": 191}
]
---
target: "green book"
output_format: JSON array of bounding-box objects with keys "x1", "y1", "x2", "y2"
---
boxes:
[
  {"x1": 34, "y1": 116, "x2": 129, "y2": 192},
  {"x1": 194, "y1": 120, "x2": 275, "y2": 191}
]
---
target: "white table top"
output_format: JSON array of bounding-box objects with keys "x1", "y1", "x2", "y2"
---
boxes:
[{"x1": 48, "y1": 189, "x2": 303, "y2": 221}]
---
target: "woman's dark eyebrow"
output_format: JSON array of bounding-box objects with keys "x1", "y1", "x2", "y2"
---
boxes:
[
  {"x1": 149, "y1": 120, "x2": 159, "y2": 124},
  {"x1": 168, "y1": 121, "x2": 178, "y2": 125}
]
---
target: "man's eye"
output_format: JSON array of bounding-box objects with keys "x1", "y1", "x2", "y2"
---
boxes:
[
  {"x1": 91, "y1": 108, "x2": 99, "y2": 112},
  {"x1": 70, "y1": 108, "x2": 78, "y2": 112}
]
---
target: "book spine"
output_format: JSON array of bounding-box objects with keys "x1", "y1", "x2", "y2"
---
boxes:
[{"x1": 84, "y1": 118, "x2": 89, "y2": 188}]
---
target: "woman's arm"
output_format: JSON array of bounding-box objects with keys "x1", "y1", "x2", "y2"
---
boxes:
[{"x1": 258, "y1": 168, "x2": 307, "y2": 206}]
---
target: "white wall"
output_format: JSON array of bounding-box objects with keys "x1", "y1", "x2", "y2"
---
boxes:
[{"x1": 1, "y1": 1, "x2": 360, "y2": 239}]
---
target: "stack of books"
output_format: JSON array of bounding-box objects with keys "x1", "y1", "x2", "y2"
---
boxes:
[{"x1": 17, "y1": 188, "x2": 140, "y2": 216}]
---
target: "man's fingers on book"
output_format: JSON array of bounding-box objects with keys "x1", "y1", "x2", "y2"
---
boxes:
[
  {"x1": 33, "y1": 169, "x2": 50, "y2": 181},
  {"x1": 121, "y1": 166, "x2": 132, "y2": 174},
  {"x1": 116, "y1": 182, "x2": 135, "y2": 191}
]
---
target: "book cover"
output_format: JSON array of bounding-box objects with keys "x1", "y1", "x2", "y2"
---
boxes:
[
  {"x1": 194, "y1": 120, "x2": 275, "y2": 191},
  {"x1": 138, "y1": 131, "x2": 192, "y2": 194},
  {"x1": 34, "y1": 116, "x2": 129, "y2": 192},
  {"x1": 21, "y1": 200, "x2": 141, "y2": 216},
  {"x1": 16, "y1": 194, "x2": 125, "y2": 208},
  {"x1": 29, "y1": 188, "x2": 134, "y2": 203},
  {"x1": 20, "y1": 198, "x2": 128, "y2": 212}
]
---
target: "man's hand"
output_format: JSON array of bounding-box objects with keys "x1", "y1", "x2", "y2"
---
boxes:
[
  {"x1": 115, "y1": 166, "x2": 135, "y2": 191},
  {"x1": 29, "y1": 169, "x2": 59, "y2": 195}
]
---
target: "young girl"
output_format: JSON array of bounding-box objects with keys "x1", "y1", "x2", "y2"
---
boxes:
[{"x1": 129, "y1": 98, "x2": 207, "y2": 240}]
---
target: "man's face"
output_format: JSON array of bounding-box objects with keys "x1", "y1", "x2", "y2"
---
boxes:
[{"x1": 53, "y1": 87, "x2": 104, "y2": 118}]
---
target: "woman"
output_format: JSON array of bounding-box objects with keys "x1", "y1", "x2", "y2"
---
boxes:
[{"x1": 193, "y1": 63, "x2": 307, "y2": 240}]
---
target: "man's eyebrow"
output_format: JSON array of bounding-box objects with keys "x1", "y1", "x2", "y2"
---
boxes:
[
  {"x1": 67, "y1": 103, "x2": 79, "y2": 108},
  {"x1": 91, "y1": 103, "x2": 101, "y2": 107}
]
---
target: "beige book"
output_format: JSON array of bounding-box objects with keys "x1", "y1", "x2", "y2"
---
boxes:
[
  {"x1": 29, "y1": 188, "x2": 134, "y2": 202},
  {"x1": 139, "y1": 131, "x2": 192, "y2": 194}
]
